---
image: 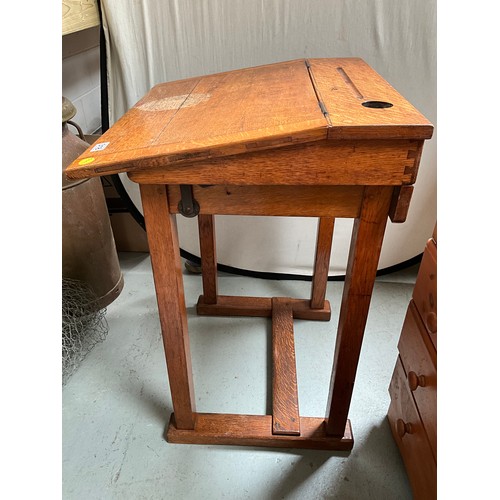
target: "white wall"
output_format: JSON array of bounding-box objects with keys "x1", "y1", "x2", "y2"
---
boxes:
[{"x1": 62, "y1": 26, "x2": 102, "y2": 134}]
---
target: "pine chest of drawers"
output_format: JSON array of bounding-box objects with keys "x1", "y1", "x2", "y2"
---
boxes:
[{"x1": 388, "y1": 229, "x2": 437, "y2": 498}]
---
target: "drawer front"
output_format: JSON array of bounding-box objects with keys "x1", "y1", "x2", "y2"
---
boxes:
[
  {"x1": 388, "y1": 357, "x2": 436, "y2": 500},
  {"x1": 412, "y1": 239, "x2": 437, "y2": 349},
  {"x1": 398, "y1": 301, "x2": 437, "y2": 458}
]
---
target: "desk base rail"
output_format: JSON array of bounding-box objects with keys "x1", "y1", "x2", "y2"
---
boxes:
[
  {"x1": 196, "y1": 294, "x2": 331, "y2": 321},
  {"x1": 167, "y1": 413, "x2": 354, "y2": 450}
]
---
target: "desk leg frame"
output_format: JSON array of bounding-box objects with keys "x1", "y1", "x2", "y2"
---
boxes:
[
  {"x1": 140, "y1": 184, "x2": 196, "y2": 430},
  {"x1": 198, "y1": 214, "x2": 218, "y2": 304},
  {"x1": 311, "y1": 217, "x2": 335, "y2": 309},
  {"x1": 325, "y1": 186, "x2": 393, "y2": 436},
  {"x1": 140, "y1": 183, "x2": 393, "y2": 449}
]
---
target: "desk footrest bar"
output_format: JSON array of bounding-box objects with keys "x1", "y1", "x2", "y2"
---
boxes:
[
  {"x1": 167, "y1": 413, "x2": 353, "y2": 450},
  {"x1": 272, "y1": 298, "x2": 300, "y2": 435},
  {"x1": 196, "y1": 295, "x2": 331, "y2": 321}
]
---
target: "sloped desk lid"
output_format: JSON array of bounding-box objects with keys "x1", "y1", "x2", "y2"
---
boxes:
[{"x1": 65, "y1": 58, "x2": 432, "y2": 180}]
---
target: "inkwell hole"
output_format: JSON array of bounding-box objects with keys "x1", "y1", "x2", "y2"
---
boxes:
[{"x1": 362, "y1": 101, "x2": 393, "y2": 109}]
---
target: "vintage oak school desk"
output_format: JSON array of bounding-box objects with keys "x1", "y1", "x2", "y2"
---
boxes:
[{"x1": 66, "y1": 58, "x2": 433, "y2": 451}]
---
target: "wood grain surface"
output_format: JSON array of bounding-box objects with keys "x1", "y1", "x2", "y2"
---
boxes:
[
  {"x1": 69, "y1": 57, "x2": 434, "y2": 452},
  {"x1": 167, "y1": 185, "x2": 363, "y2": 217},
  {"x1": 65, "y1": 59, "x2": 326, "y2": 179},
  {"x1": 63, "y1": 0, "x2": 100, "y2": 36},
  {"x1": 197, "y1": 214, "x2": 218, "y2": 304},
  {"x1": 398, "y1": 301, "x2": 437, "y2": 459},
  {"x1": 140, "y1": 184, "x2": 196, "y2": 429},
  {"x1": 167, "y1": 413, "x2": 354, "y2": 450},
  {"x1": 272, "y1": 298, "x2": 300, "y2": 435},
  {"x1": 128, "y1": 139, "x2": 420, "y2": 186},
  {"x1": 388, "y1": 358, "x2": 436, "y2": 499},
  {"x1": 325, "y1": 186, "x2": 393, "y2": 436},
  {"x1": 196, "y1": 295, "x2": 331, "y2": 321},
  {"x1": 389, "y1": 185, "x2": 414, "y2": 223},
  {"x1": 64, "y1": 58, "x2": 432, "y2": 181},
  {"x1": 310, "y1": 218, "x2": 335, "y2": 308},
  {"x1": 411, "y1": 239, "x2": 437, "y2": 347},
  {"x1": 307, "y1": 58, "x2": 433, "y2": 140}
]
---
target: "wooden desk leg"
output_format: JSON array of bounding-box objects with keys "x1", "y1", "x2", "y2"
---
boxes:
[
  {"x1": 140, "y1": 184, "x2": 196, "y2": 429},
  {"x1": 198, "y1": 214, "x2": 218, "y2": 304},
  {"x1": 325, "y1": 186, "x2": 393, "y2": 436},
  {"x1": 310, "y1": 217, "x2": 335, "y2": 309}
]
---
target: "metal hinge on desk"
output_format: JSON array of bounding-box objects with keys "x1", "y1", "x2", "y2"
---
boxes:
[
  {"x1": 318, "y1": 100, "x2": 328, "y2": 116},
  {"x1": 304, "y1": 59, "x2": 332, "y2": 126},
  {"x1": 178, "y1": 185, "x2": 200, "y2": 218}
]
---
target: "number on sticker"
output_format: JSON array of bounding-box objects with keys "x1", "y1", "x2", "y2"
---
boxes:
[{"x1": 90, "y1": 142, "x2": 110, "y2": 152}]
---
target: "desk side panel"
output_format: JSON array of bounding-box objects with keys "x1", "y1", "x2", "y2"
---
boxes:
[
  {"x1": 128, "y1": 139, "x2": 422, "y2": 186},
  {"x1": 167, "y1": 185, "x2": 363, "y2": 218}
]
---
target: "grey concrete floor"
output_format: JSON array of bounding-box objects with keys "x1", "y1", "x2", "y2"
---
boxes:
[{"x1": 63, "y1": 252, "x2": 418, "y2": 499}]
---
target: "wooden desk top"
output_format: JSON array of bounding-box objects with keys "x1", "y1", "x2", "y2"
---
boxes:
[{"x1": 65, "y1": 58, "x2": 433, "y2": 180}]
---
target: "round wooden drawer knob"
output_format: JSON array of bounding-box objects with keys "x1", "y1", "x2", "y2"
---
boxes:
[
  {"x1": 396, "y1": 419, "x2": 413, "y2": 438},
  {"x1": 408, "y1": 371, "x2": 426, "y2": 391}
]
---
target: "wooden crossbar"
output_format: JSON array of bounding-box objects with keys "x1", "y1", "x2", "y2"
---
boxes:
[
  {"x1": 167, "y1": 413, "x2": 353, "y2": 450},
  {"x1": 196, "y1": 295, "x2": 331, "y2": 321},
  {"x1": 272, "y1": 298, "x2": 300, "y2": 435}
]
